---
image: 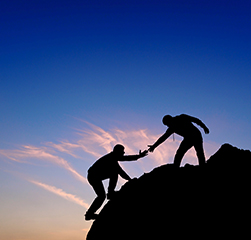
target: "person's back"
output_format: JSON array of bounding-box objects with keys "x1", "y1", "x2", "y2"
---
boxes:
[
  {"x1": 88, "y1": 152, "x2": 119, "y2": 180},
  {"x1": 170, "y1": 114, "x2": 202, "y2": 139}
]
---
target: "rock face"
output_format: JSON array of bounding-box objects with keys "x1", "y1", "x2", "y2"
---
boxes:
[{"x1": 87, "y1": 144, "x2": 251, "y2": 240}]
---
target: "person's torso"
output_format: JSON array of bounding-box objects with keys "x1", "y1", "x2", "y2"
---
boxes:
[
  {"x1": 88, "y1": 152, "x2": 120, "y2": 180},
  {"x1": 170, "y1": 115, "x2": 201, "y2": 139}
]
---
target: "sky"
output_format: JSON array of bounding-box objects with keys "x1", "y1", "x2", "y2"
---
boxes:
[{"x1": 1, "y1": 0, "x2": 251, "y2": 239}]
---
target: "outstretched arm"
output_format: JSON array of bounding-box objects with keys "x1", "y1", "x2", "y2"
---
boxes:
[
  {"x1": 148, "y1": 129, "x2": 173, "y2": 152},
  {"x1": 108, "y1": 175, "x2": 119, "y2": 193},
  {"x1": 118, "y1": 166, "x2": 131, "y2": 181},
  {"x1": 120, "y1": 150, "x2": 148, "y2": 161},
  {"x1": 183, "y1": 114, "x2": 209, "y2": 134}
]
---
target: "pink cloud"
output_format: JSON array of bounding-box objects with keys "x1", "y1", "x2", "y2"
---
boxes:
[
  {"x1": 46, "y1": 122, "x2": 201, "y2": 169},
  {"x1": 73, "y1": 122, "x2": 218, "y2": 167},
  {"x1": 0, "y1": 120, "x2": 217, "y2": 188},
  {"x1": 29, "y1": 180, "x2": 89, "y2": 208},
  {"x1": 0, "y1": 145, "x2": 87, "y2": 184}
]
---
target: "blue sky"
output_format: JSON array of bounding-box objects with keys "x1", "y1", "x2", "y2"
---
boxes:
[{"x1": 1, "y1": 1, "x2": 251, "y2": 239}]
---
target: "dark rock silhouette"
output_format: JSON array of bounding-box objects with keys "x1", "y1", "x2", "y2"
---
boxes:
[{"x1": 87, "y1": 143, "x2": 251, "y2": 240}]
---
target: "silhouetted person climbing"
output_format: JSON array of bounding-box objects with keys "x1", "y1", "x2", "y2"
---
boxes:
[
  {"x1": 85, "y1": 144, "x2": 148, "y2": 220},
  {"x1": 148, "y1": 114, "x2": 209, "y2": 167}
]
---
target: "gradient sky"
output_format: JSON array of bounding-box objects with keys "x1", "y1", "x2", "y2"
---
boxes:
[{"x1": 1, "y1": 1, "x2": 251, "y2": 239}]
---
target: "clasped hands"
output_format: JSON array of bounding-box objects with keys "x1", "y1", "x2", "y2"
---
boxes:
[{"x1": 138, "y1": 145, "x2": 155, "y2": 157}]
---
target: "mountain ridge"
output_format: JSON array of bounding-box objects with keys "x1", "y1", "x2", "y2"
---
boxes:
[{"x1": 87, "y1": 143, "x2": 251, "y2": 240}]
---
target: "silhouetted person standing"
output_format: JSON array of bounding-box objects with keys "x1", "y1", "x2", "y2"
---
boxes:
[
  {"x1": 85, "y1": 144, "x2": 148, "y2": 220},
  {"x1": 148, "y1": 114, "x2": 209, "y2": 167}
]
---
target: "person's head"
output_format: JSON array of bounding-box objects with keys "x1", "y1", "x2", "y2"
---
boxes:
[
  {"x1": 162, "y1": 115, "x2": 173, "y2": 126},
  {"x1": 113, "y1": 144, "x2": 125, "y2": 156}
]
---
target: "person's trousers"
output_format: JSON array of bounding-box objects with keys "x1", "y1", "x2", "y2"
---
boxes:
[{"x1": 173, "y1": 138, "x2": 206, "y2": 167}]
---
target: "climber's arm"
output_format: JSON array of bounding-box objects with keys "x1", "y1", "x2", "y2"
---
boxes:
[
  {"x1": 183, "y1": 114, "x2": 209, "y2": 134},
  {"x1": 148, "y1": 128, "x2": 173, "y2": 152}
]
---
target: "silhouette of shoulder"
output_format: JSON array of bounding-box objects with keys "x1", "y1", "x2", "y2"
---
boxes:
[{"x1": 88, "y1": 152, "x2": 120, "y2": 174}]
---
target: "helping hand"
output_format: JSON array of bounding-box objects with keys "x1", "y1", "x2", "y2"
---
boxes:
[
  {"x1": 147, "y1": 145, "x2": 155, "y2": 152},
  {"x1": 204, "y1": 127, "x2": 210, "y2": 134},
  {"x1": 139, "y1": 149, "x2": 148, "y2": 157}
]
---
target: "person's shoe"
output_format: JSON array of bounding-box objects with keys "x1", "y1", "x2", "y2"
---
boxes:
[{"x1": 85, "y1": 212, "x2": 98, "y2": 221}]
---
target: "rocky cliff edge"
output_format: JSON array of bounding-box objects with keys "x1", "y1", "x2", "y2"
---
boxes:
[{"x1": 87, "y1": 144, "x2": 251, "y2": 240}]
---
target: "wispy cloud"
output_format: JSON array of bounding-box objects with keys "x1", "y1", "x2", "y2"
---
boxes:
[
  {"x1": 46, "y1": 141, "x2": 80, "y2": 158},
  {"x1": 73, "y1": 123, "x2": 189, "y2": 166},
  {"x1": 66, "y1": 121, "x2": 217, "y2": 167},
  {"x1": 39, "y1": 121, "x2": 202, "y2": 170},
  {"x1": 0, "y1": 145, "x2": 87, "y2": 184},
  {"x1": 0, "y1": 120, "x2": 216, "y2": 187},
  {"x1": 29, "y1": 180, "x2": 89, "y2": 209}
]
